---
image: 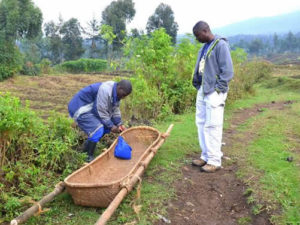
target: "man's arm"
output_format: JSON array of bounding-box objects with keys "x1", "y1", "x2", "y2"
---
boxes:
[
  {"x1": 215, "y1": 41, "x2": 234, "y2": 93},
  {"x1": 192, "y1": 49, "x2": 203, "y2": 90},
  {"x1": 111, "y1": 105, "x2": 122, "y2": 126},
  {"x1": 96, "y1": 86, "x2": 114, "y2": 129}
]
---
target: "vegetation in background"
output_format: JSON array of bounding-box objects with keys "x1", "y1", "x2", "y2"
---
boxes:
[
  {"x1": 60, "y1": 58, "x2": 107, "y2": 73},
  {"x1": 0, "y1": 0, "x2": 42, "y2": 80},
  {"x1": 122, "y1": 29, "x2": 272, "y2": 121},
  {"x1": 44, "y1": 17, "x2": 84, "y2": 64},
  {"x1": 231, "y1": 31, "x2": 300, "y2": 57},
  {"x1": 101, "y1": 0, "x2": 135, "y2": 51},
  {"x1": 146, "y1": 3, "x2": 179, "y2": 44}
]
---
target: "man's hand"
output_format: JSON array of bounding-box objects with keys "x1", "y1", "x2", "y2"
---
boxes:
[
  {"x1": 111, "y1": 125, "x2": 120, "y2": 133},
  {"x1": 119, "y1": 125, "x2": 126, "y2": 132}
]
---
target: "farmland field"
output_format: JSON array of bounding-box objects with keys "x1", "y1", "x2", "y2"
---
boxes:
[{"x1": 0, "y1": 74, "x2": 113, "y2": 119}]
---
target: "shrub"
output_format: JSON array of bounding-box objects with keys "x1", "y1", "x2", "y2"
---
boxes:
[
  {"x1": 61, "y1": 58, "x2": 107, "y2": 73},
  {"x1": 0, "y1": 41, "x2": 22, "y2": 81},
  {"x1": 228, "y1": 49, "x2": 273, "y2": 102},
  {"x1": 0, "y1": 93, "x2": 85, "y2": 221},
  {"x1": 123, "y1": 29, "x2": 196, "y2": 119},
  {"x1": 38, "y1": 58, "x2": 52, "y2": 74},
  {"x1": 20, "y1": 61, "x2": 40, "y2": 76}
]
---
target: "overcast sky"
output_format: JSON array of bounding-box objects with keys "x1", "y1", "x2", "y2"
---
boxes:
[{"x1": 32, "y1": 0, "x2": 300, "y2": 34}]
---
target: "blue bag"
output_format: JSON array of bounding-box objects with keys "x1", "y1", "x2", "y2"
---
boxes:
[{"x1": 114, "y1": 136, "x2": 132, "y2": 160}]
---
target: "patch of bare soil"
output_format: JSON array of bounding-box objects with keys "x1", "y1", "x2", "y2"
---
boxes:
[{"x1": 156, "y1": 102, "x2": 287, "y2": 225}]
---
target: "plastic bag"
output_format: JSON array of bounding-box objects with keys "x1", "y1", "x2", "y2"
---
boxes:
[{"x1": 114, "y1": 136, "x2": 132, "y2": 159}]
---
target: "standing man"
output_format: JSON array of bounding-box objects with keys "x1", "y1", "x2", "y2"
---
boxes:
[
  {"x1": 192, "y1": 21, "x2": 233, "y2": 173},
  {"x1": 68, "y1": 80, "x2": 132, "y2": 162}
]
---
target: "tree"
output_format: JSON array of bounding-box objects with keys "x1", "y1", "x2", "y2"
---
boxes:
[
  {"x1": 44, "y1": 20, "x2": 64, "y2": 64},
  {"x1": 0, "y1": 0, "x2": 42, "y2": 80},
  {"x1": 0, "y1": 0, "x2": 42, "y2": 41},
  {"x1": 146, "y1": 3, "x2": 178, "y2": 44},
  {"x1": 101, "y1": 0, "x2": 135, "y2": 50},
  {"x1": 100, "y1": 24, "x2": 116, "y2": 64},
  {"x1": 273, "y1": 33, "x2": 279, "y2": 53},
  {"x1": 248, "y1": 39, "x2": 263, "y2": 55},
  {"x1": 84, "y1": 17, "x2": 101, "y2": 58},
  {"x1": 60, "y1": 18, "x2": 85, "y2": 61}
]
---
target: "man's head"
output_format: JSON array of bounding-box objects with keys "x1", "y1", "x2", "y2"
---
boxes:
[
  {"x1": 117, "y1": 79, "x2": 132, "y2": 100},
  {"x1": 193, "y1": 21, "x2": 214, "y2": 43}
]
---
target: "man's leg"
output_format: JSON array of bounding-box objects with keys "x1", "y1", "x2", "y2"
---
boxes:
[
  {"x1": 83, "y1": 140, "x2": 97, "y2": 162},
  {"x1": 85, "y1": 126, "x2": 110, "y2": 162},
  {"x1": 203, "y1": 105, "x2": 224, "y2": 167},
  {"x1": 195, "y1": 90, "x2": 208, "y2": 163},
  {"x1": 201, "y1": 92, "x2": 226, "y2": 171},
  {"x1": 76, "y1": 113, "x2": 108, "y2": 162}
]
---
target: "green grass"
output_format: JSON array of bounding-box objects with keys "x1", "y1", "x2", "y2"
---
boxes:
[{"x1": 224, "y1": 80, "x2": 300, "y2": 224}]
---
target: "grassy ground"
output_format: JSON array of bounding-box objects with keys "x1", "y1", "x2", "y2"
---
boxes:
[{"x1": 1, "y1": 66, "x2": 300, "y2": 224}]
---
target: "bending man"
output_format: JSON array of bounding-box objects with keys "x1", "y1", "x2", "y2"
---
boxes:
[{"x1": 68, "y1": 80, "x2": 132, "y2": 162}]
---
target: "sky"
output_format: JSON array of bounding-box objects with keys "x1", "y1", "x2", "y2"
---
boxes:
[{"x1": 32, "y1": 0, "x2": 300, "y2": 34}]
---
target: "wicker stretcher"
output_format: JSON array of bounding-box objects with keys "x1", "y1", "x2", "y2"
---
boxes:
[
  {"x1": 64, "y1": 126, "x2": 162, "y2": 208},
  {"x1": 11, "y1": 125, "x2": 173, "y2": 225}
]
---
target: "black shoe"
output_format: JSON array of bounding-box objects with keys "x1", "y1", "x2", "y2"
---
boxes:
[
  {"x1": 86, "y1": 155, "x2": 94, "y2": 162},
  {"x1": 83, "y1": 140, "x2": 97, "y2": 162}
]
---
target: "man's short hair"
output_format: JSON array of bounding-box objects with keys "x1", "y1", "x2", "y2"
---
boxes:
[
  {"x1": 193, "y1": 21, "x2": 210, "y2": 34},
  {"x1": 118, "y1": 79, "x2": 132, "y2": 95}
]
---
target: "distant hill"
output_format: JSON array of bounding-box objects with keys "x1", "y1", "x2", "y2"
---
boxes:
[{"x1": 212, "y1": 10, "x2": 300, "y2": 36}]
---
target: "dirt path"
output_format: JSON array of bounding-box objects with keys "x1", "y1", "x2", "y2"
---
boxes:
[{"x1": 156, "y1": 102, "x2": 287, "y2": 225}]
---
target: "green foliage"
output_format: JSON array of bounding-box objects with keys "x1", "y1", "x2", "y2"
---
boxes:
[
  {"x1": 122, "y1": 75, "x2": 165, "y2": 121},
  {"x1": 61, "y1": 58, "x2": 107, "y2": 73},
  {"x1": 38, "y1": 58, "x2": 52, "y2": 74},
  {"x1": 146, "y1": 3, "x2": 178, "y2": 44},
  {"x1": 101, "y1": 0, "x2": 135, "y2": 49},
  {"x1": 60, "y1": 18, "x2": 85, "y2": 61},
  {"x1": 100, "y1": 24, "x2": 116, "y2": 45},
  {"x1": 0, "y1": 41, "x2": 22, "y2": 81},
  {"x1": 0, "y1": 0, "x2": 42, "y2": 80},
  {"x1": 0, "y1": 93, "x2": 85, "y2": 221},
  {"x1": 0, "y1": 0, "x2": 42, "y2": 41},
  {"x1": 123, "y1": 28, "x2": 195, "y2": 119},
  {"x1": 44, "y1": 20, "x2": 64, "y2": 64},
  {"x1": 44, "y1": 18, "x2": 84, "y2": 64},
  {"x1": 231, "y1": 47, "x2": 248, "y2": 64},
  {"x1": 123, "y1": 29, "x2": 273, "y2": 120},
  {"x1": 21, "y1": 61, "x2": 40, "y2": 76},
  {"x1": 228, "y1": 48, "x2": 273, "y2": 103}
]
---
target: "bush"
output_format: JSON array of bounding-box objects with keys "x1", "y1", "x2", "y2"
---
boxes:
[
  {"x1": 123, "y1": 29, "x2": 197, "y2": 119},
  {"x1": 21, "y1": 61, "x2": 41, "y2": 76},
  {"x1": 121, "y1": 75, "x2": 166, "y2": 121},
  {"x1": 0, "y1": 93, "x2": 85, "y2": 221},
  {"x1": 61, "y1": 58, "x2": 107, "y2": 73},
  {"x1": 0, "y1": 41, "x2": 22, "y2": 81},
  {"x1": 38, "y1": 58, "x2": 52, "y2": 74},
  {"x1": 228, "y1": 49, "x2": 273, "y2": 102}
]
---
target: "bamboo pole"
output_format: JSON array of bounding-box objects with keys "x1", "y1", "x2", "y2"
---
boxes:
[
  {"x1": 10, "y1": 182, "x2": 66, "y2": 225},
  {"x1": 95, "y1": 124, "x2": 174, "y2": 225}
]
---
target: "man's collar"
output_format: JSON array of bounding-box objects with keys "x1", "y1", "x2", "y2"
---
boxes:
[{"x1": 112, "y1": 82, "x2": 120, "y2": 104}]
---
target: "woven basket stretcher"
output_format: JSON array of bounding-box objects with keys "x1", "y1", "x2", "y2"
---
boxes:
[{"x1": 64, "y1": 126, "x2": 161, "y2": 207}]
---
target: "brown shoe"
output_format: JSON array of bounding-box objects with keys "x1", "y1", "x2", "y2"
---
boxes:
[
  {"x1": 192, "y1": 159, "x2": 207, "y2": 167},
  {"x1": 200, "y1": 164, "x2": 221, "y2": 173}
]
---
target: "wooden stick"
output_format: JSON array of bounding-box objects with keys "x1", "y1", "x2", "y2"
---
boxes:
[
  {"x1": 95, "y1": 124, "x2": 174, "y2": 225},
  {"x1": 10, "y1": 182, "x2": 65, "y2": 225}
]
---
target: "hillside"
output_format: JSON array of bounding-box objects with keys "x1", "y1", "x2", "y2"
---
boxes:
[{"x1": 212, "y1": 10, "x2": 300, "y2": 36}]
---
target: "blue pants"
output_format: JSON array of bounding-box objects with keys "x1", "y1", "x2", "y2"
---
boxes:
[{"x1": 76, "y1": 112, "x2": 110, "y2": 142}]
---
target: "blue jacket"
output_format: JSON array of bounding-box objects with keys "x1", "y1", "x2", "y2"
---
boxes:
[
  {"x1": 68, "y1": 81, "x2": 122, "y2": 129},
  {"x1": 192, "y1": 35, "x2": 234, "y2": 94}
]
